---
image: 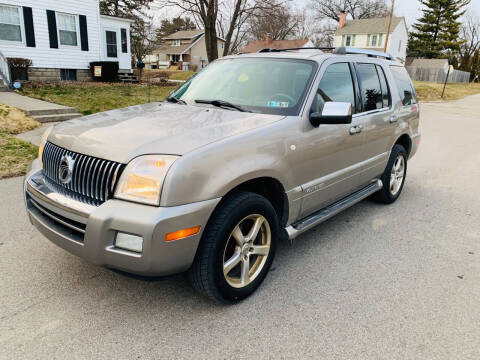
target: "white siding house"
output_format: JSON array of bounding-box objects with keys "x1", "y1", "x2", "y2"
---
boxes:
[
  {"x1": 0, "y1": 0, "x2": 132, "y2": 82},
  {"x1": 333, "y1": 15, "x2": 408, "y2": 62}
]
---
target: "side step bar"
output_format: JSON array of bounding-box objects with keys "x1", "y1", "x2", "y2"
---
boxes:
[{"x1": 286, "y1": 180, "x2": 383, "y2": 239}]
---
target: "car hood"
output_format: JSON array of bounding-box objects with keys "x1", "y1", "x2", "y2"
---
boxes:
[{"x1": 48, "y1": 102, "x2": 284, "y2": 163}]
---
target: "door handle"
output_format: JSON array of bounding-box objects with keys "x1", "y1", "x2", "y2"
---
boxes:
[
  {"x1": 349, "y1": 125, "x2": 362, "y2": 135},
  {"x1": 389, "y1": 115, "x2": 398, "y2": 123}
]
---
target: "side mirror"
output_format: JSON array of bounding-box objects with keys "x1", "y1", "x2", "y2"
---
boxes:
[{"x1": 310, "y1": 102, "x2": 352, "y2": 127}]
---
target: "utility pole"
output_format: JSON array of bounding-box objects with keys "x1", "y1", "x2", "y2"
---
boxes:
[{"x1": 384, "y1": 0, "x2": 395, "y2": 53}]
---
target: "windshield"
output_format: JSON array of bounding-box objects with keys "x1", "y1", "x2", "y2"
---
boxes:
[{"x1": 169, "y1": 57, "x2": 317, "y2": 115}]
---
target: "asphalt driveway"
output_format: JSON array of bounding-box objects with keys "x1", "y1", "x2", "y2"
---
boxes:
[{"x1": 1, "y1": 95, "x2": 480, "y2": 359}]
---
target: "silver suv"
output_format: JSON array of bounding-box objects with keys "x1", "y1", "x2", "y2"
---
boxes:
[{"x1": 24, "y1": 47, "x2": 420, "y2": 303}]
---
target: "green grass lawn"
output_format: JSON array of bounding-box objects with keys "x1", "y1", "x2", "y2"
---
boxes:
[
  {"x1": 20, "y1": 82, "x2": 178, "y2": 115},
  {"x1": 0, "y1": 104, "x2": 39, "y2": 179},
  {"x1": 414, "y1": 81, "x2": 480, "y2": 102}
]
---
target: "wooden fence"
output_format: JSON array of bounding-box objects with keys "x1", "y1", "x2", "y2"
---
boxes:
[{"x1": 406, "y1": 66, "x2": 470, "y2": 83}]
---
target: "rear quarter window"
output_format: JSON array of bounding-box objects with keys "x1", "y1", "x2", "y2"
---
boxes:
[{"x1": 390, "y1": 66, "x2": 418, "y2": 106}]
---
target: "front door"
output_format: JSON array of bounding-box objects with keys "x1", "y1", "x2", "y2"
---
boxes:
[{"x1": 296, "y1": 60, "x2": 366, "y2": 218}]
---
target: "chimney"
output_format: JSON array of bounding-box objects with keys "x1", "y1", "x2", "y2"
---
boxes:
[
  {"x1": 264, "y1": 34, "x2": 272, "y2": 45},
  {"x1": 338, "y1": 11, "x2": 346, "y2": 29}
]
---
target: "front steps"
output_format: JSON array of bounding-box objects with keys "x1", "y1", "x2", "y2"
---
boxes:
[{"x1": 26, "y1": 107, "x2": 82, "y2": 123}]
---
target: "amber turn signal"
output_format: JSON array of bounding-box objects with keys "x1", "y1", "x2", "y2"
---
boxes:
[{"x1": 165, "y1": 226, "x2": 201, "y2": 242}]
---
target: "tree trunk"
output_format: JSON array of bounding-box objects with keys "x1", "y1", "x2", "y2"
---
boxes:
[
  {"x1": 203, "y1": 0, "x2": 219, "y2": 63},
  {"x1": 223, "y1": 0, "x2": 242, "y2": 56},
  {"x1": 205, "y1": 25, "x2": 219, "y2": 62}
]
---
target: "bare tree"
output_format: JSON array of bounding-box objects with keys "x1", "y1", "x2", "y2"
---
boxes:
[
  {"x1": 458, "y1": 13, "x2": 480, "y2": 80},
  {"x1": 131, "y1": 16, "x2": 157, "y2": 62},
  {"x1": 246, "y1": 1, "x2": 300, "y2": 41},
  {"x1": 158, "y1": 0, "x2": 287, "y2": 60},
  {"x1": 310, "y1": 0, "x2": 388, "y2": 22},
  {"x1": 459, "y1": 14, "x2": 480, "y2": 66},
  {"x1": 158, "y1": 0, "x2": 219, "y2": 62}
]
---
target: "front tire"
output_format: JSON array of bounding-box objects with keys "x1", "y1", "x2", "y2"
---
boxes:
[
  {"x1": 373, "y1": 144, "x2": 408, "y2": 204},
  {"x1": 188, "y1": 191, "x2": 278, "y2": 303}
]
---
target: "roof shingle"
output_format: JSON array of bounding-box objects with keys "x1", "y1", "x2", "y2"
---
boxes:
[
  {"x1": 335, "y1": 17, "x2": 405, "y2": 35},
  {"x1": 164, "y1": 30, "x2": 204, "y2": 40}
]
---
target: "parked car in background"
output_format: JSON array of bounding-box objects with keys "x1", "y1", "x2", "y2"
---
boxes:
[{"x1": 24, "y1": 47, "x2": 420, "y2": 303}]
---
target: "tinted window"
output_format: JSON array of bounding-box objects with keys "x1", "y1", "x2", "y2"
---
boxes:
[
  {"x1": 356, "y1": 63, "x2": 383, "y2": 112},
  {"x1": 312, "y1": 62, "x2": 355, "y2": 113},
  {"x1": 376, "y1": 65, "x2": 390, "y2": 108},
  {"x1": 390, "y1": 66, "x2": 417, "y2": 105}
]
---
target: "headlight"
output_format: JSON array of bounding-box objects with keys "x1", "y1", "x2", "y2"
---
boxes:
[
  {"x1": 114, "y1": 155, "x2": 178, "y2": 206},
  {"x1": 38, "y1": 126, "x2": 53, "y2": 165}
]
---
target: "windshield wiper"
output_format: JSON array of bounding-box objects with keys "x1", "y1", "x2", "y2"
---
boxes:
[
  {"x1": 166, "y1": 96, "x2": 187, "y2": 105},
  {"x1": 194, "y1": 99, "x2": 250, "y2": 112}
]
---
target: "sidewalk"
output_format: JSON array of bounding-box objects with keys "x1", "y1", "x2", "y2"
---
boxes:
[{"x1": 0, "y1": 92, "x2": 82, "y2": 123}]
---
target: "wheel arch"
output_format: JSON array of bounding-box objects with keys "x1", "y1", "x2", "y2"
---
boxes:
[
  {"x1": 394, "y1": 133, "x2": 412, "y2": 156},
  {"x1": 220, "y1": 176, "x2": 289, "y2": 228}
]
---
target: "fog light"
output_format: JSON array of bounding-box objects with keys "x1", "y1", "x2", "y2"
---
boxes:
[{"x1": 115, "y1": 232, "x2": 143, "y2": 253}]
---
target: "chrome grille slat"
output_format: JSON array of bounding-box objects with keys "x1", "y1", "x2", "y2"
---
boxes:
[
  {"x1": 91, "y1": 159, "x2": 101, "y2": 200},
  {"x1": 41, "y1": 142, "x2": 123, "y2": 205},
  {"x1": 81, "y1": 157, "x2": 92, "y2": 196},
  {"x1": 104, "y1": 162, "x2": 115, "y2": 201},
  {"x1": 85, "y1": 157, "x2": 94, "y2": 198},
  {"x1": 96, "y1": 160, "x2": 106, "y2": 201},
  {"x1": 77, "y1": 155, "x2": 85, "y2": 195}
]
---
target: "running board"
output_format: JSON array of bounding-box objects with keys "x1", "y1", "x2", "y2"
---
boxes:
[{"x1": 286, "y1": 180, "x2": 382, "y2": 239}]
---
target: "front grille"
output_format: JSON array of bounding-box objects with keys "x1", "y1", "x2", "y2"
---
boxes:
[{"x1": 42, "y1": 142, "x2": 124, "y2": 204}]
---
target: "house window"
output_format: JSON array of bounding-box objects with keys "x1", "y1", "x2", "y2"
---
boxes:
[
  {"x1": 0, "y1": 5, "x2": 22, "y2": 42},
  {"x1": 398, "y1": 40, "x2": 402, "y2": 52},
  {"x1": 106, "y1": 30, "x2": 117, "y2": 57},
  {"x1": 371, "y1": 35, "x2": 378, "y2": 47},
  {"x1": 173, "y1": 39, "x2": 181, "y2": 46},
  {"x1": 57, "y1": 13, "x2": 78, "y2": 46},
  {"x1": 221, "y1": 42, "x2": 224, "y2": 49},
  {"x1": 121, "y1": 28, "x2": 127, "y2": 53},
  {"x1": 60, "y1": 69, "x2": 77, "y2": 81},
  {"x1": 345, "y1": 35, "x2": 352, "y2": 46}
]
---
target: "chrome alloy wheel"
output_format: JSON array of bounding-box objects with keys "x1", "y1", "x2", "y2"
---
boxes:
[
  {"x1": 390, "y1": 155, "x2": 405, "y2": 196},
  {"x1": 222, "y1": 214, "x2": 271, "y2": 288}
]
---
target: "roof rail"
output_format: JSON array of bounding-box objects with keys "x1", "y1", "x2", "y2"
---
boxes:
[
  {"x1": 258, "y1": 47, "x2": 335, "y2": 53},
  {"x1": 334, "y1": 46, "x2": 395, "y2": 60}
]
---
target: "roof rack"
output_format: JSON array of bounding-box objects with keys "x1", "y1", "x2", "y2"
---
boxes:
[
  {"x1": 256, "y1": 46, "x2": 395, "y2": 61},
  {"x1": 333, "y1": 47, "x2": 395, "y2": 60},
  {"x1": 258, "y1": 47, "x2": 335, "y2": 53}
]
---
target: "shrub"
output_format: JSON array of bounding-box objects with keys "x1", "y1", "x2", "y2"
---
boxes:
[
  {"x1": 7, "y1": 57, "x2": 32, "y2": 81},
  {"x1": 89, "y1": 61, "x2": 119, "y2": 82}
]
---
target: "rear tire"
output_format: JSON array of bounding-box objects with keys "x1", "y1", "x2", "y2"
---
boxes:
[
  {"x1": 373, "y1": 144, "x2": 407, "y2": 204},
  {"x1": 188, "y1": 191, "x2": 278, "y2": 303}
]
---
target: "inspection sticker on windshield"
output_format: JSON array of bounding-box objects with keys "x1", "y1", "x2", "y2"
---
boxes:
[{"x1": 268, "y1": 101, "x2": 289, "y2": 108}]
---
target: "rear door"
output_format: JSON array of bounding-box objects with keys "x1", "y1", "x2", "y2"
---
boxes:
[{"x1": 353, "y1": 62, "x2": 397, "y2": 185}]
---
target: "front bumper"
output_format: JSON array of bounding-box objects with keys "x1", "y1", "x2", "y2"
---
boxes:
[{"x1": 24, "y1": 160, "x2": 220, "y2": 276}]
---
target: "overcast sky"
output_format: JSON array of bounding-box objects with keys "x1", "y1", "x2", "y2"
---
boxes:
[{"x1": 150, "y1": 0, "x2": 480, "y2": 28}]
